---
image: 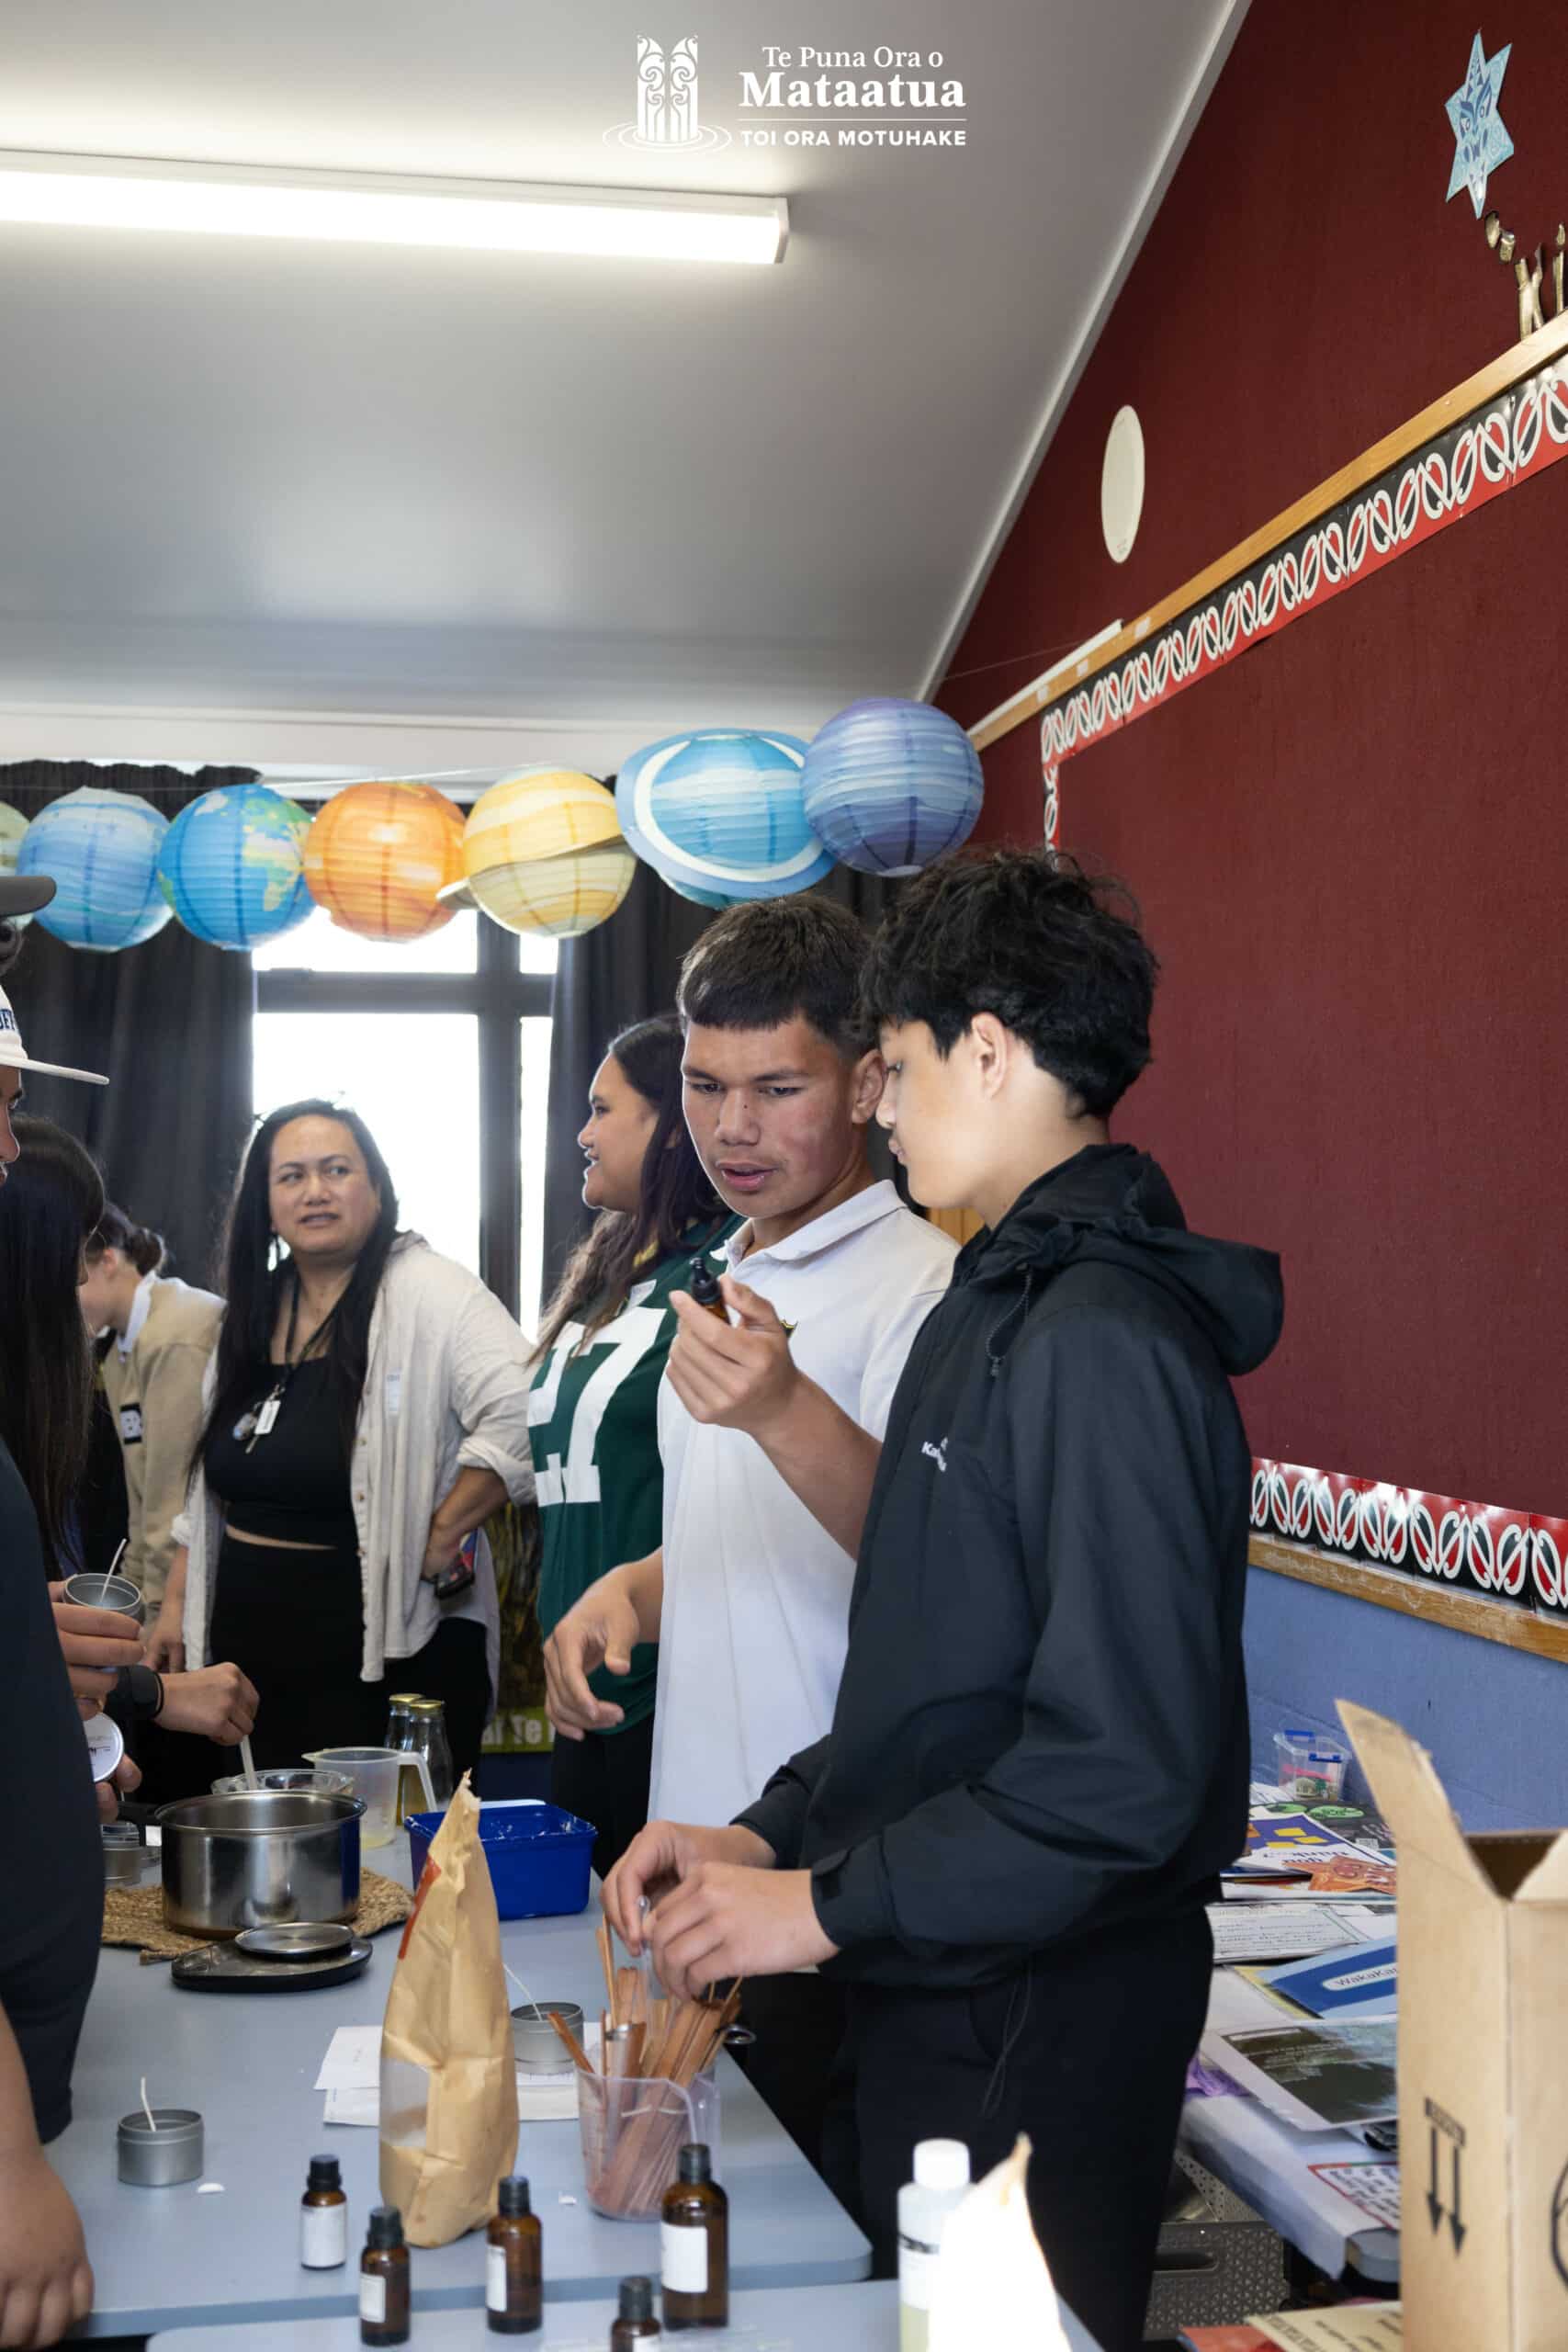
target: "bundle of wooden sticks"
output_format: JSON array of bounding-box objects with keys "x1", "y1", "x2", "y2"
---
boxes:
[{"x1": 545, "y1": 1921, "x2": 742, "y2": 2216}]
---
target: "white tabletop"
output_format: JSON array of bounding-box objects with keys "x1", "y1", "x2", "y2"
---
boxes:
[
  {"x1": 152, "y1": 2281, "x2": 898, "y2": 2350},
  {"x1": 149, "y1": 2275, "x2": 1106, "y2": 2350},
  {"x1": 1181, "y1": 2091, "x2": 1400, "y2": 2284},
  {"x1": 56, "y1": 1846, "x2": 870, "y2": 2336}
]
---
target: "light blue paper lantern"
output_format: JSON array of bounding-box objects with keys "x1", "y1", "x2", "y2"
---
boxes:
[
  {"x1": 157, "y1": 785, "x2": 314, "y2": 950},
  {"x1": 616, "y1": 729, "x2": 833, "y2": 901},
  {"x1": 802, "y1": 697, "x2": 984, "y2": 876},
  {"x1": 18, "y1": 786, "x2": 172, "y2": 951}
]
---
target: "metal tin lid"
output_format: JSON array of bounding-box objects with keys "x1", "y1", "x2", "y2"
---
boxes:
[
  {"x1": 406, "y1": 1698, "x2": 445, "y2": 1715},
  {"x1": 118, "y1": 2108, "x2": 203, "y2": 2141},
  {"x1": 84, "y1": 1711, "x2": 125, "y2": 1783}
]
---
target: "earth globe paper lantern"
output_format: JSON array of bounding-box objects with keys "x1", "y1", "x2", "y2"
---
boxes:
[
  {"x1": 0, "y1": 801, "x2": 34, "y2": 926},
  {"x1": 156, "y1": 784, "x2": 313, "y2": 951},
  {"x1": 802, "y1": 696, "x2": 984, "y2": 876},
  {"x1": 615, "y1": 729, "x2": 833, "y2": 901},
  {"x1": 304, "y1": 780, "x2": 466, "y2": 942},
  {"x1": 463, "y1": 768, "x2": 637, "y2": 938},
  {"x1": 17, "y1": 786, "x2": 172, "y2": 951}
]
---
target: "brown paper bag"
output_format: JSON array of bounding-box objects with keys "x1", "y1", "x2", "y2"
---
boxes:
[{"x1": 378, "y1": 1775, "x2": 519, "y2": 2245}]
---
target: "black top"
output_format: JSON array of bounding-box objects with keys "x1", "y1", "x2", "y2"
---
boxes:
[
  {"x1": 204, "y1": 1358, "x2": 356, "y2": 1544},
  {"x1": 0, "y1": 1439, "x2": 104, "y2": 2142},
  {"x1": 737, "y1": 1144, "x2": 1285, "y2": 1992}
]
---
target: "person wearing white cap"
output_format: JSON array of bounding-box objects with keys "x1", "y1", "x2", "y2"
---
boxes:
[
  {"x1": 0, "y1": 870, "x2": 108, "y2": 1187},
  {"x1": 0, "y1": 870, "x2": 112, "y2": 2349}
]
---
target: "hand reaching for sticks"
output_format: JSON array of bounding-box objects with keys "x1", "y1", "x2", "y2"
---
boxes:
[{"x1": 602, "y1": 1817, "x2": 837, "y2": 2003}]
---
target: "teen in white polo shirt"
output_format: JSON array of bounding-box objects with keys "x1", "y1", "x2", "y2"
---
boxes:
[{"x1": 545, "y1": 894, "x2": 954, "y2": 2160}]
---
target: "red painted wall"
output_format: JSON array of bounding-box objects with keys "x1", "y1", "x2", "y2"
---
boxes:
[{"x1": 938, "y1": 3, "x2": 1568, "y2": 1514}]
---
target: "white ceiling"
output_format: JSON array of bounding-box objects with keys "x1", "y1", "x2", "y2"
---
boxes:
[{"x1": 0, "y1": 0, "x2": 1242, "y2": 780}]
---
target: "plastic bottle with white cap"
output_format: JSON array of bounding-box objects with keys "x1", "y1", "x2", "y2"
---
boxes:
[{"x1": 897, "y1": 2138, "x2": 971, "y2": 2352}]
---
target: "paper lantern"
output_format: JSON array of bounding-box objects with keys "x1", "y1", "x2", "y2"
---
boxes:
[
  {"x1": 802, "y1": 697, "x2": 983, "y2": 876},
  {"x1": 0, "y1": 801, "x2": 34, "y2": 927},
  {"x1": 304, "y1": 781, "x2": 466, "y2": 941},
  {"x1": 17, "y1": 786, "x2": 172, "y2": 951},
  {"x1": 615, "y1": 729, "x2": 832, "y2": 901},
  {"x1": 157, "y1": 785, "x2": 313, "y2": 951},
  {"x1": 463, "y1": 768, "x2": 636, "y2": 938}
]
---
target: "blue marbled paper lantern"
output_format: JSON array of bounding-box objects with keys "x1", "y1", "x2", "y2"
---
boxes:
[
  {"x1": 18, "y1": 786, "x2": 172, "y2": 951},
  {"x1": 802, "y1": 697, "x2": 984, "y2": 876},
  {"x1": 616, "y1": 729, "x2": 833, "y2": 901},
  {"x1": 157, "y1": 784, "x2": 314, "y2": 950}
]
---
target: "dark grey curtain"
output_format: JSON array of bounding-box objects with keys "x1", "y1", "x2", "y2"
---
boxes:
[
  {"x1": 2, "y1": 763, "x2": 259, "y2": 1285},
  {"x1": 541, "y1": 854, "x2": 900, "y2": 1300}
]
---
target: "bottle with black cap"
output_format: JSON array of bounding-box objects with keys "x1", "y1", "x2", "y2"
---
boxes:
[
  {"x1": 359, "y1": 2205, "x2": 410, "y2": 2346},
  {"x1": 609, "y1": 2274, "x2": 660, "y2": 2345},
  {"x1": 685, "y1": 1259, "x2": 729, "y2": 1324},
  {"x1": 660, "y1": 2143, "x2": 728, "y2": 2329},
  {"x1": 487, "y1": 2174, "x2": 542, "y2": 2335},
  {"x1": 299, "y1": 2153, "x2": 347, "y2": 2269}
]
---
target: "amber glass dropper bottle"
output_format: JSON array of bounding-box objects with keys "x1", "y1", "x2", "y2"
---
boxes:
[
  {"x1": 610, "y1": 2273, "x2": 661, "y2": 2344},
  {"x1": 660, "y1": 2143, "x2": 728, "y2": 2330}
]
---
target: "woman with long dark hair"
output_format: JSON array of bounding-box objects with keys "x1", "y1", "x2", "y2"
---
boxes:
[
  {"x1": 530, "y1": 1014, "x2": 735, "y2": 1874},
  {"x1": 0, "y1": 1118, "x2": 258, "y2": 1754},
  {"x1": 149, "y1": 1099, "x2": 536, "y2": 1780},
  {"x1": 0, "y1": 1119, "x2": 102, "y2": 1572}
]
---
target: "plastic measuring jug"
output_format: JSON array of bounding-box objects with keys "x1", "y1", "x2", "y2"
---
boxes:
[{"x1": 303, "y1": 1747, "x2": 434, "y2": 1847}]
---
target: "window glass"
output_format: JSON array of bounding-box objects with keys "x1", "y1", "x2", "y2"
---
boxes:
[
  {"x1": 252, "y1": 1012, "x2": 480, "y2": 1273},
  {"x1": 252, "y1": 905, "x2": 479, "y2": 975}
]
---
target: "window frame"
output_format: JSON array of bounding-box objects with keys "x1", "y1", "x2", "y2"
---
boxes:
[{"x1": 254, "y1": 917, "x2": 551, "y2": 1318}]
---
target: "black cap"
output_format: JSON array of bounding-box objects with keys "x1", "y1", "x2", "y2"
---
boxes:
[
  {"x1": 677, "y1": 2143, "x2": 711, "y2": 2184},
  {"x1": 367, "y1": 2206, "x2": 403, "y2": 2249},
  {"x1": 497, "y1": 2176, "x2": 531, "y2": 2217},
  {"x1": 0, "y1": 874, "x2": 55, "y2": 919},
  {"x1": 308, "y1": 2156, "x2": 342, "y2": 2193},
  {"x1": 687, "y1": 1258, "x2": 722, "y2": 1303},
  {"x1": 617, "y1": 2276, "x2": 655, "y2": 2321}
]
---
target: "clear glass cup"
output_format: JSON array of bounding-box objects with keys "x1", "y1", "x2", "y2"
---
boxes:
[{"x1": 577, "y1": 2072, "x2": 720, "y2": 2220}]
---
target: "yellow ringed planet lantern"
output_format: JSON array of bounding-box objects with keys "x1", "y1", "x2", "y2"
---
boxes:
[{"x1": 462, "y1": 768, "x2": 636, "y2": 938}]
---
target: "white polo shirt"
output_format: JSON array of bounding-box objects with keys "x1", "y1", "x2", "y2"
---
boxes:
[{"x1": 650, "y1": 1179, "x2": 956, "y2": 1828}]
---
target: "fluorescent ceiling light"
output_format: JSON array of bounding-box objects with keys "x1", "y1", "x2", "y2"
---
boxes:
[{"x1": 0, "y1": 150, "x2": 788, "y2": 265}]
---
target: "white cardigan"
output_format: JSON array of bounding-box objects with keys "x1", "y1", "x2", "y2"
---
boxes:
[{"x1": 177, "y1": 1237, "x2": 536, "y2": 1696}]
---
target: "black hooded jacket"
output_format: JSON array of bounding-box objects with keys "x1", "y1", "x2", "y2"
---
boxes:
[{"x1": 736, "y1": 1143, "x2": 1284, "y2": 1992}]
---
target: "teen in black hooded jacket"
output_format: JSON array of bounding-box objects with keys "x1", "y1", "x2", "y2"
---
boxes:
[{"x1": 604, "y1": 851, "x2": 1283, "y2": 2352}]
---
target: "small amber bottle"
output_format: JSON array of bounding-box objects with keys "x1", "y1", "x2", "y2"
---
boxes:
[
  {"x1": 660, "y1": 2143, "x2": 728, "y2": 2330},
  {"x1": 609, "y1": 2274, "x2": 661, "y2": 2344},
  {"x1": 686, "y1": 1261, "x2": 729, "y2": 1323},
  {"x1": 359, "y1": 2205, "x2": 411, "y2": 2346},
  {"x1": 487, "y1": 2175, "x2": 542, "y2": 2335},
  {"x1": 299, "y1": 2153, "x2": 348, "y2": 2268}
]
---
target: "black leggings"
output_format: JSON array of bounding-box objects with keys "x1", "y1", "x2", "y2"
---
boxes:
[
  {"x1": 209, "y1": 1532, "x2": 491, "y2": 1783},
  {"x1": 547, "y1": 1713, "x2": 655, "y2": 1880}
]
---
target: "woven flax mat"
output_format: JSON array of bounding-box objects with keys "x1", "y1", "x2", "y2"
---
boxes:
[{"x1": 103, "y1": 1867, "x2": 414, "y2": 1963}]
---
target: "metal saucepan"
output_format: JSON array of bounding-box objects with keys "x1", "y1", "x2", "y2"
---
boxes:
[{"x1": 156, "y1": 1791, "x2": 365, "y2": 1937}]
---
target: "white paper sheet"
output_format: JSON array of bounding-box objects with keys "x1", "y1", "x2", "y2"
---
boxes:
[
  {"x1": 314, "y1": 2025, "x2": 382, "y2": 2091},
  {"x1": 1307, "y1": 2159, "x2": 1402, "y2": 2229},
  {"x1": 320, "y1": 2025, "x2": 600, "y2": 2126},
  {"x1": 1207, "y1": 1901, "x2": 1393, "y2": 1964}
]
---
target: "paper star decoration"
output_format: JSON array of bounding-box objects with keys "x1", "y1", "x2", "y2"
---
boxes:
[{"x1": 1446, "y1": 31, "x2": 1514, "y2": 218}]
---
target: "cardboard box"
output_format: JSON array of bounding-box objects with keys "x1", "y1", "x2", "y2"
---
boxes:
[{"x1": 1341, "y1": 1702, "x2": 1568, "y2": 2351}]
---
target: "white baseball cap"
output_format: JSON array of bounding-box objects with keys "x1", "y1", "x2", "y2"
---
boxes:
[{"x1": 0, "y1": 983, "x2": 108, "y2": 1085}]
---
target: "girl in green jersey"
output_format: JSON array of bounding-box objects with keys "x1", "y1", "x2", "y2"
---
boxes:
[{"x1": 529, "y1": 1014, "x2": 736, "y2": 1875}]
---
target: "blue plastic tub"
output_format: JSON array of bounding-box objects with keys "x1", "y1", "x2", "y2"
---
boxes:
[{"x1": 404, "y1": 1799, "x2": 596, "y2": 1920}]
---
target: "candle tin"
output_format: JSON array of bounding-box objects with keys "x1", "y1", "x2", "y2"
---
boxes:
[
  {"x1": 117, "y1": 2109, "x2": 204, "y2": 2186},
  {"x1": 510, "y1": 2000, "x2": 585, "y2": 2073}
]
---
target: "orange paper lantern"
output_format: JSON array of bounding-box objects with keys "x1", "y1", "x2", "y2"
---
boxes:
[{"x1": 303, "y1": 781, "x2": 467, "y2": 942}]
